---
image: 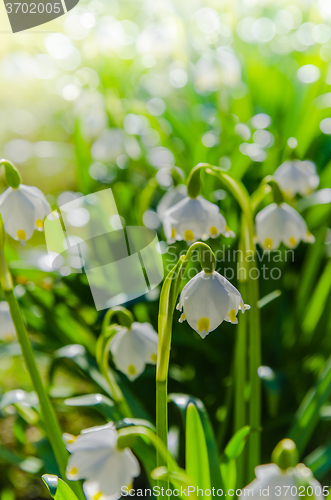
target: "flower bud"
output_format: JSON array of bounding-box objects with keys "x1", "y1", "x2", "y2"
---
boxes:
[
  {"x1": 1, "y1": 159, "x2": 21, "y2": 189},
  {"x1": 272, "y1": 439, "x2": 299, "y2": 471}
]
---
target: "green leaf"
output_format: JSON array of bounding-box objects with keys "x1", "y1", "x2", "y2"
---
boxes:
[
  {"x1": 52, "y1": 344, "x2": 150, "y2": 420},
  {"x1": 220, "y1": 427, "x2": 250, "y2": 493},
  {"x1": 42, "y1": 475, "x2": 79, "y2": 500},
  {"x1": 289, "y1": 356, "x2": 331, "y2": 454},
  {"x1": 224, "y1": 426, "x2": 251, "y2": 460},
  {"x1": 185, "y1": 403, "x2": 211, "y2": 496},
  {"x1": 170, "y1": 393, "x2": 223, "y2": 490},
  {"x1": 64, "y1": 393, "x2": 120, "y2": 421},
  {"x1": 304, "y1": 440, "x2": 331, "y2": 480},
  {"x1": 302, "y1": 259, "x2": 331, "y2": 337}
]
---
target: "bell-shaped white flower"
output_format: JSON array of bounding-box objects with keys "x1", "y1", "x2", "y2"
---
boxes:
[
  {"x1": 274, "y1": 160, "x2": 319, "y2": 198},
  {"x1": 255, "y1": 202, "x2": 315, "y2": 250},
  {"x1": 157, "y1": 185, "x2": 187, "y2": 221},
  {"x1": 0, "y1": 185, "x2": 51, "y2": 242},
  {"x1": 110, "y1": 322, "x2": 158, "y2": 381},
  {"x1": 163, "y1": 196, "x2": 234, "y2": 245},
  {"x1": 64, "y1": 423, "x2": 140, "y2": 500},
  {"x1": 0, "y1": 302, "x2": 16, "y2": 341},
  {"x1": 243, "y1": 463, "x2": 323, "y2": 500},
  {"x1": 177, "y1": 270, "x2": 249, "y2": 338}
]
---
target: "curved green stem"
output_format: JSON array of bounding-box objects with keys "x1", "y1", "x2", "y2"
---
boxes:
[
  {"x1": 0, "y1": 267, "x2": 84, "y2": 499},
  {"x1": 234, "y1": 216, "x2": 248, "y2": 488},
  {"x1": 96, "y1": 307, "x2": 134, "y2": 417},
  {"x1": 205, "y1": 166, "x2": 262, "y2": 479},
  {"x1": 156, "y1": 242, "x2": 216, "y2": 481},
  {"x1": 187, "y1": 163, "x2": 211, "y2": 198}
]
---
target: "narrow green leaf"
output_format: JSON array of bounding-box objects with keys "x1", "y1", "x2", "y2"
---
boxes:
[
  {"x1": 220, "y1": 459, "x2": 237, "y2": 494},
  {"x1": 289, "y1": 356, "x2": 331, "y2": 454},
  {"x1": 302, "y1": 259, "x2": 331, "y2": 337},
  {"x1": 224, "y1": 426, "x2": 251, "y2": 460},
  {"x1": 64, "y1": 393, "x2": 120, "y2": 421},
  {"x1": 185, "y1": 403, "x2": 211, "y2": 496},
  {"x1": 42, "y1": 475, "x2": 79, "y2": 500},
  {"x1": 220, "y1": 427, "x2": 250, "y2": 493},
  {"x1": 304, "y1": 441, "x2": 331, "y2": 480},
  {"x1": 170, "y1": 393, "x2": 223, "y2": 489},
  {"x1": 257, "y1": 290, "x2": 281, "y2": 309}
]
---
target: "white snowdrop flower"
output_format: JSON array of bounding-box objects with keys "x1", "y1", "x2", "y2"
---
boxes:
[
  {"x1": 255, "y1": 202, "x2": 315, "y2": 250},
  {"x1": 64, "y1": 423, "x2": 140, "y2": 500},
  {"x1": 0, "y1": 185, "x2": 51, "y2": 242},
  {"x1": 163, "y1": 196, "x2": 234, "y2": 245},
  {"x1": 110, "y1": 322, "x2": 158, "y2": 381},
  {"x1": 156, "y1": 185, "x2": 187, "y2": 221},
  {"x1": 0, "y1": 302, "x2": 16, "y2": 341},
  {"x1": 177, "y1": 270, "x2": 249, "y2": 338},
  {"x1": 243, "y1": 463, "x2": 323, "y2": 500},
  {"x1": 274, "y1": 160, "x2": 319, "y2": 198}
]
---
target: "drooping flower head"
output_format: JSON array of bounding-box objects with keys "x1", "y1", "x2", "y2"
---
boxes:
[
  {"x1": 274, "y1": 160, "x2": 319, "y2": 198},
  {"x1": 0, "y1": 185, "x2": 51, "y2": 242},
  {"x1": 255, "y1": 202, "x2": 315, "y2": 250},
  {"x1": 163, "y1": 195, "x2": 234, "y2": 245},
  {"x1": 0, "y1": 302, "x2": 16, "y2": 341},
  {"x1": 110, "y1": 322, "x2": 158, "y2": 381},
  {"x1": 244, "y1": 439, "x2": 322, "y2": 500},
  {"x1": 243, "y1": 463, "x2": 323, "y2": 500},
  {"x1": 177, "y1": 270, "x2": 249, "y2": 338},
  {"x1": 64, "y1": 423, "x2": 140, "y2": 500}
]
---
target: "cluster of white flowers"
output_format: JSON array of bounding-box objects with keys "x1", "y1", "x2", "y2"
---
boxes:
[{"x1": 64, "y1": 424, "x2": 140, "y2": 500}]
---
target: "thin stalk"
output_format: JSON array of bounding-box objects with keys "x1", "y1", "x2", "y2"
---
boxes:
[
  {"x1": 96, "y1": 308, "x2": 133, "y2": 418},
  {"x1": 206, "y1": 167, "x2": 262, "y2": 477},
  {"x1": 234, "y1": 218, "x2": 248, "y2": 488},
  {"x1": 102, "y1": 362, "x2": 133, "y2": 418},
  {"x1": 4, "y1": 289, "x2": 85, "y2": 500},
  {"x1": 156, "y1": 243, "x2": 215, "y2": 485}
]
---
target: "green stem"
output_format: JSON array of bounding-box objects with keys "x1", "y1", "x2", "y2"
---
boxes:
[
  {"x1": 156, "y1": 242, "x2": 216, "y2": 483},
  {"x1": 4, "y1": 289, "x2": 84, "y2": 500},
  {"x1": 156, "y1": 379, "x2": 168, "y2": 466},
  {"x1": 234, "y1": 217, "x2": 248, "y2": 488},
  {"x1": 96, "y1": 308, "x2": 134, "y2": 418},
  {"x1": 205, "y1": 167, "x2": 261, "y2": 478}
]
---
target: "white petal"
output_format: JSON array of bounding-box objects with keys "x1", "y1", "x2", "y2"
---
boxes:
[
  {"x1": 129, "y1": 322, "x2": 158, "y2": 364},
  {"x1": 274, "y1": 160, "x2": 319, "y2": 197},
  {"x1": 157, "y1": 185, "x2": 187, "y2": 220},
  {"x1": 255, "y1": 204, "x2": 283, "y2": 250},
  {"x1": 180, "y1": 271, "x2": 231, "y2": 337},
  {"x1": 162, "y1": 196, "x2": 232, "y2": 244},
  {"x1": 0, "y1": 188, "x2": 35, "y2": 240},
  {"x1": 110, "y1": 327, "x2": 148, "y2": 380},
  {"x1": 0, "y1": 301, "x2": 16, "y2": 340}
]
